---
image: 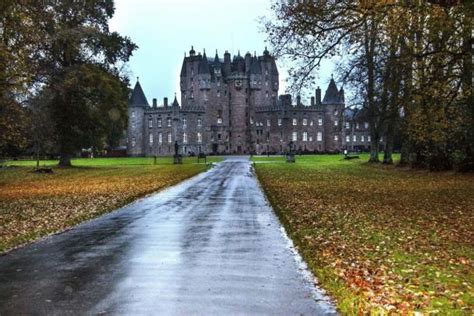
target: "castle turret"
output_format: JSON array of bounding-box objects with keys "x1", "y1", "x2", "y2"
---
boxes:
[
  {"x1": 127, "y1": 79, "x2": 149, "y2": 156},
  {"x1": 232, "y1": 51, "x2": 245, "y2": 74},
  {"x1": 213, "y1": 50, "x2": 222, "y2": 78},
  {"x1": 198, "y1": 50, "x2": 211, "y2": 90},
  {"x1": 250, "y1": 55, "x2": 262, "y2": 90}
]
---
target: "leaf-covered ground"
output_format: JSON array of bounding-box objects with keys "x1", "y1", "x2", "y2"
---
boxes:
[
  {"x1": 0, "y1": 157, "x2": 219, "y2": 252},
  {"x1": 254, "y1": 155, "x2": 473, "y2": 314}
]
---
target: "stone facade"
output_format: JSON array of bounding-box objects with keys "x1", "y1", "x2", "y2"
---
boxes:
[{"x1": 127, "y1": 47, "x2": 372, "y2": 156}]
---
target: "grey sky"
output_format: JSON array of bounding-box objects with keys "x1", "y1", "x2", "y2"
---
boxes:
[{"x1": 109, "y1": 0, "x2": 335, "y2": 105}]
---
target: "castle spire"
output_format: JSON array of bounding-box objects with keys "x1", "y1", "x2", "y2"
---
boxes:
[{"x1": 198, "y1": 50, "x2": 210, "y2": 74}]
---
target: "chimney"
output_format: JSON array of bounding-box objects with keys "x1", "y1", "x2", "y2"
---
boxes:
[
  {"x1": 311, "y1": 96, "x2": 315, "y2": 106},
  {"x1": 164, "y1": 97, "x2": 168, "y2": 107},
  {"x1": 316, "y1": 86, "x2": 321, "y2": 106},
  {"x1": 152, "y1": 98, "x2": 157, "y2": 107}
]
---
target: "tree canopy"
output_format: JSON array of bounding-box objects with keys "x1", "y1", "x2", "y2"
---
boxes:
[
  {"x1": 265, "y1": 0, "x2": 473, "y2": 170},
  {"x1": 0, "y1": 0, "x2": 137, "y2": 166}
]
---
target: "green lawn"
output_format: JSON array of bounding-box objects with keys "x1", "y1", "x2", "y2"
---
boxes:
[
  {"x1": 3, "y1": 156, "x2": 223, "y2": 167},
  {"x1": 0, "y1": 156, "x2": 221, "y2": 252},
  {"x1": 253, "y1": 154, "x2": 473, "y2": 314}
]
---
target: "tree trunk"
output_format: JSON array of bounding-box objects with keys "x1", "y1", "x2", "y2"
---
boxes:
[
  {"x1": 383, "y1": 136, "x2": 394, "y2": 164},
  {"x1": 36, "y1": 144, "x2": 40, "y2": 169},
  {"x1": 365, "y1": 16, "x2": 379, "y2": 163},
  {"x1": 58, "y1": 153, "x2": 72, "y2": 167}
]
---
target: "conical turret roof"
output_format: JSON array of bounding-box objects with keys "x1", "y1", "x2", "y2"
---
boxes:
[
  {"x1": 322, "y1": 77, "x2": 340, "y2": 104},
  {"x1": 129, "y1": 79, "x2": 149, "y2": 107},
  {"x1": 198, "y1": 50, "x2": 211, "y2": 74}
]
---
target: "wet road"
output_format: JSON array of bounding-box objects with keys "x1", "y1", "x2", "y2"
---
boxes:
[{"x1": 0, "y1": 157, "x2": 336, "y2": 315}]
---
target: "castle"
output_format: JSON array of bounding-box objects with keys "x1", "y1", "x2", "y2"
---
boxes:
[{"x1": 127, "y1": 47, "x2": 372, "y2": 156}]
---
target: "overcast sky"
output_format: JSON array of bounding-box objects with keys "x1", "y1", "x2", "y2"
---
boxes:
[{"x1": 109, "y1": 0, "x2": 335, "y2": 105}]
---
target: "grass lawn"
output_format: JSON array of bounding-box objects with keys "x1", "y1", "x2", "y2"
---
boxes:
[
  {"x1": 0, "y1": 156, "x2": 221, "y2": 252},
  {"x1": 253, "y1": 154, "x2": 473, "y2": 314}
]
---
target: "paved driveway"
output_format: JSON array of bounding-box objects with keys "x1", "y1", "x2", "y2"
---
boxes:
[{"x1": 0, "y1": 157, "x2": 336, "y2": 315}]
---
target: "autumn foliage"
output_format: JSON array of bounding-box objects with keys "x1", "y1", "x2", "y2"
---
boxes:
[
  {"x1": 0, "y1": 158, "x2": 208, "y2": 252},
  {"x1": 255, "y1": 155, "x2": 473, "y2": 313}
]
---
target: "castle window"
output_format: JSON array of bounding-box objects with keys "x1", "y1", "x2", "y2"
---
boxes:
[
  {"x1": 265, "y1": 91, "x2": 269, "y2": 98},
  {"x1": 217, "y1": 91, "x2": 221, "y2": 97},
  {"x1": 361, "y1": 135, "x2": 365, "y2": 142},
  {"x1": 368, "y1": 135, "x2": 371, "y2": 142},
  {"x1": 250, "y1": 117, "x2": 254, "y2": 125},
  {"x1": 334, "y1": 110, "x2": 338, "y2": 116},
  {"x1": 217, "y1": 81, "x2": 220, "y2": 87},
  {"x1": 356, "y1": 123, "x2": 360, "y2": 129},
  {"x1": 167, "y1": 118, "x2": 171, "y2": 127},
  {"x1": 267, "y1": 119, "x2": 271, "y2": 127},
  {"x1": 353, "y1": 135, "x2": 357, "y2": 142},
  {"x1": 190, "y1": 92, "x2": 194, "y2": 99},
  {"x1": 292, "y1": 118, "x2": 297, "y2": 126},
  {"x1": 380, "y1": 136, "x2": 383, "y2": 142},
  {"x1": 303, "y1": 118, "x2": 307, "y2": 126},
  {"x1": 158, "y1": 133, "x2": 163, "y2": 143},
  {"x1": 334, "y1": 120, "x2": 338, "y2": 126},
  {"x1": 334, "y1": 135, "x2": 339, "y2": 141},
  {"x1": 364, "y1": 122, "x2": 369, "y2": 129},
  {"x1": 309, "y1": 136, "x2": 313, "y2": 142},
  {"x1": 318, "y1": 118, "x2": 323, "y2": 126},
  {"x1": 265, "y1": 70, "x2": 269, "y2": 75},
  {"x1": 292, "y1": 132, "x2": 297, "y2": 141},
  {"x1": 345, "y1": 122, "x2": 350, "y2": 129},
  {"x1": 346, "y1": 135, "x2": 350, "y2": 142},
  {"x1": 197, "y1": 118, "x2": 202, "y2": 127},
  {"x1": 310, "y1": 120, "x2": 313, "y2": 126},
  {"x1": 157, "y1": 119, "x2": 162, "y2": 127},
  {"x1": 183, "y1": 133, "x2": 187, "y2": 144},
  {"x1": 197, "y1": 132, "x2": 202, "y2": 143},
  {"x1": 131, "y1": 137, "x2": 136, "y2": 147},
  {"x1": 183, "y1": 118, "x2": 187, "y2": 127},
  {"x1": 168, "y1": 133, "x2": 172, "y2": 143},
  {"x1": 149, "y1": 119, "x2": 153, "y2": 128},
  {"x1": 317, "y1": 132, "x2": 322, "y2": 142},
  {"x1": 149, "y1": 133, "x2": 153, "y2": 144},
  {"x1": 131, "y1": 111, "x2": 136, "y2": 118},
  {"x1": 303, "y1": 132, "x2": 308, "y2": 142},
  {"x1": 204, "y1": 91, "x2": 208, "y2": 101},
  {"x1": 225, "y1": 90, "x2": 227, "y2": 96},
  {"x1": 191, "y1": 69, "x2": 194, "y2": 76},
  {"x1": 217, "y1": 118, "x2": 222, "y2": 124},
  {"x1": 278, "y1": 118, "x2": 282, "y2": 126},
  {"x1": 265, "y1": 81, "x2": 268, "y2": 86}
]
